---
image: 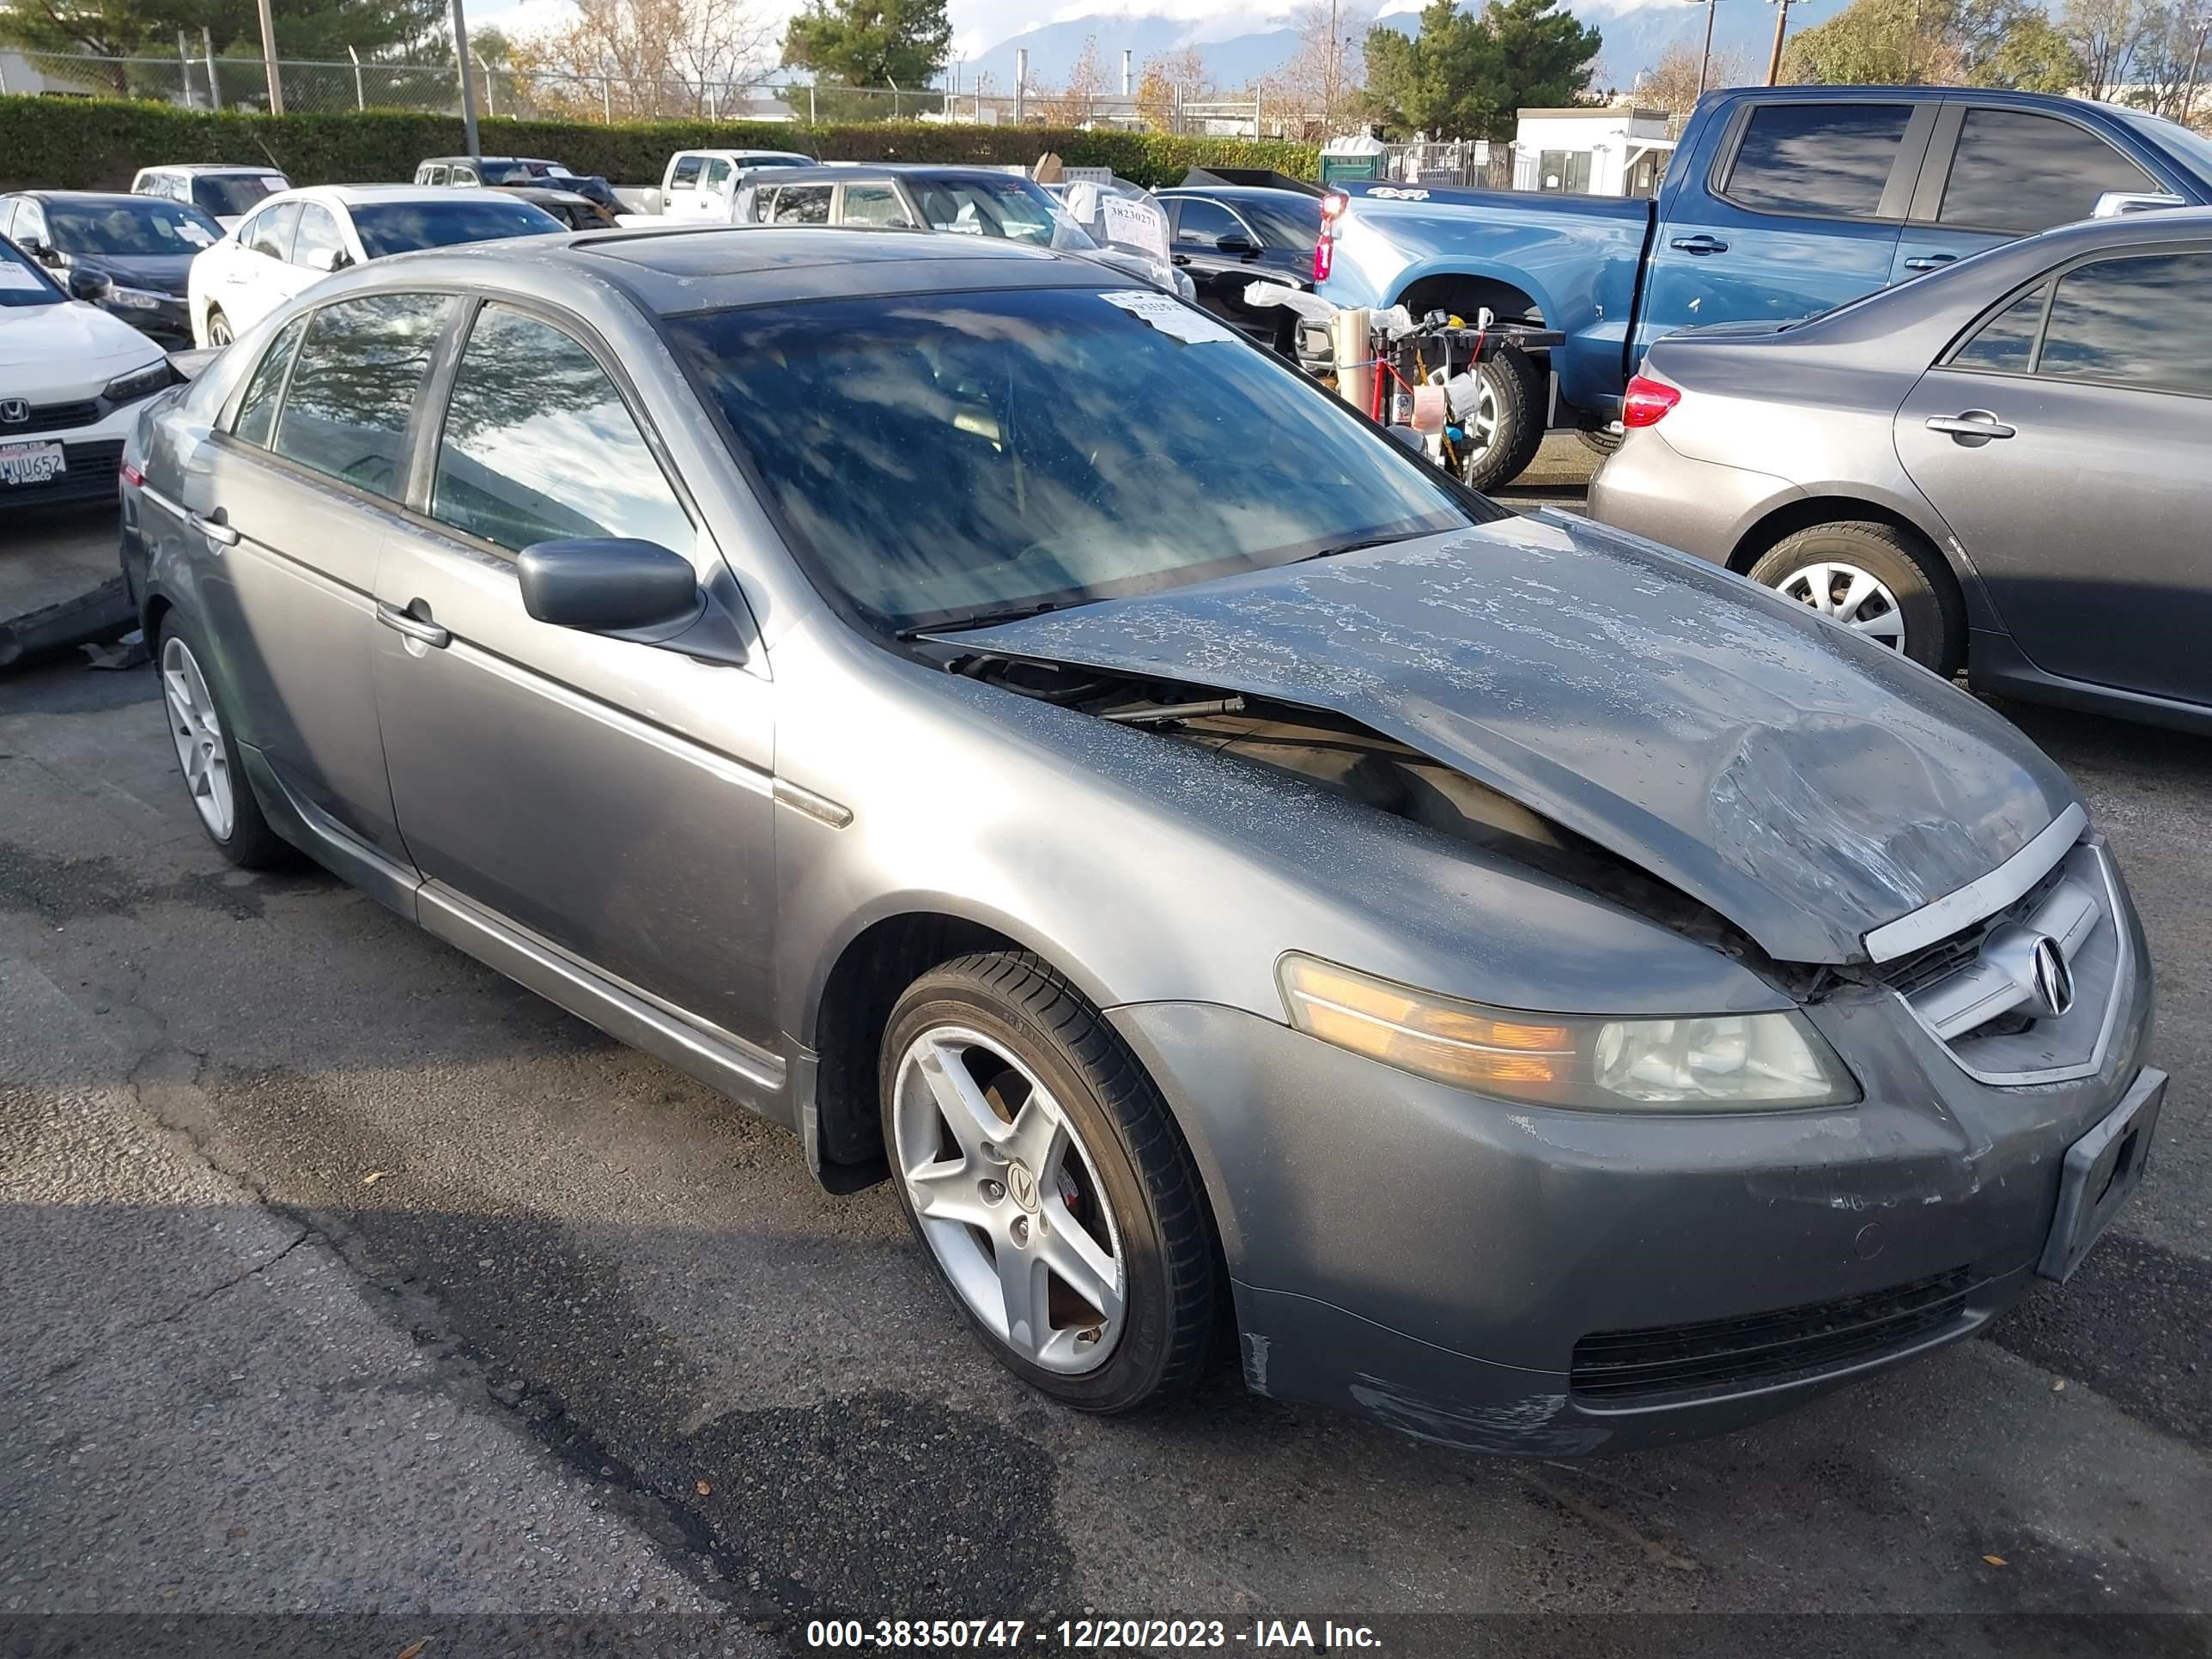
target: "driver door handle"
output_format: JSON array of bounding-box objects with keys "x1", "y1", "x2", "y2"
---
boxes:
[
  {"x1": 1670, "y1": 234, "x2": 1729, "y2": 254},
  {"x1": 1905, "y1": 253, "x2": 1960, "y2": 270},
  {"x1": 188, "y1": 509, "x2": 239, "y2": 547},
  {"x1": 377, "y1": 601, "x2": 450, "y2": 648},
  {"x1": 1926, "y1": 412, "x2": 2017, "y2": 440}
]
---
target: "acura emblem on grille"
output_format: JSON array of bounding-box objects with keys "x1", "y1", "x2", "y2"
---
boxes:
[
  {"x1": 2029, "y1": 935, "x2": 2075, "y2": 1018},
  {"x1": 0, "y1": 399, "x2": 27, "y2": 424}
]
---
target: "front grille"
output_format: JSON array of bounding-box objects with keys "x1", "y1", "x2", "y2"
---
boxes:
[
  {"x1": 1569, "y1": 1268, "x2": 1976, "y2": 1407},
  {"x1": 1877, "y1": 862, "x2": 2069, "y2": 1000},
  {"x1": 1, "y1": 398, "x2": 100, "y2": 436}
]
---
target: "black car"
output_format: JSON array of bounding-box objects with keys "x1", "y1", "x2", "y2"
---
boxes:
[
  {"x1": 1155, "y1": 184, "x2": 1322, "y2": 350},
  {"x1": 499, "y1": 185, "x2": 619, "y2": 231},
  {"x1": 415, "y1": 156, "x2": 623, "y2": 214},
  {"x1": 0, "y1": 191, "x2": 216, "y2": 347}
]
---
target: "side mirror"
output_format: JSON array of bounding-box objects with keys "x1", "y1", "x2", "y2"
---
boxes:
[
  {"x1": 2093, "y1": 191, "x2": 2187, "y2": 218},
  {"x1": 518, "y1": 538, "x2": 702, "y2": 634},
  {"x1": 302, "y1": 245, "x2": 349, "y2": 273},
  {"x1": 67, "y1": 265, "x2": 111, "y2": 301},
  {"x1": 1216, "y1": 234, "x2": 1259, "y2": 257}
]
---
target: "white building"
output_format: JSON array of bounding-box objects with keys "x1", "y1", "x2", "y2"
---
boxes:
[{"x1": 1510, "y1": 106, "x2": 1675, "y2": 197}]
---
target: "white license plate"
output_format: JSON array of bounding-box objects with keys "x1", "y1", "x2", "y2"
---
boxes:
[{"x1": 0, "y1": 441, "x2": 64, "y2": 487}]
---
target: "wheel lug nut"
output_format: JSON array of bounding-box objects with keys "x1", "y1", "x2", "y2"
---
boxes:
[
  {"x1": 1010, "y1": 1217, "x2": 1030, "y2": 1246},
  {"x1": 980, "y1": 1179, "x2": 1005, "y2": 1203}
]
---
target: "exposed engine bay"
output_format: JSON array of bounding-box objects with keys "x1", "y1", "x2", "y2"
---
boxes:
[{"x1": 948, "y1": 649, "x2": 1825, "y2": 997}]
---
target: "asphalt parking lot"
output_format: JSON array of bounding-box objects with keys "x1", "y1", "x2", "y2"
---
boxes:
[{"x1": 3, "y1": 461, "x2": 2209, "y2": 1653}]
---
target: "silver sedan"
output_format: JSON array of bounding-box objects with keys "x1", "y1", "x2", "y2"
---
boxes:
[
  {"x1": 119, "y1": 227, "x2": 2160, "y2": 1454},
  {"x1": 1589, "y1": 206, "x2": 2212, "y2": 731}
]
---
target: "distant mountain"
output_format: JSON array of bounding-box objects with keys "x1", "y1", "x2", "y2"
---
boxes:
[{"x1": 953, "y1": 2, "x2": 1795, "y2": 103}]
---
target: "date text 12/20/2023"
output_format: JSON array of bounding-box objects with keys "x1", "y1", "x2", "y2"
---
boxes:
[{"x1": 805, "y1": 1619, "x2": 1384, "y2": 1650}]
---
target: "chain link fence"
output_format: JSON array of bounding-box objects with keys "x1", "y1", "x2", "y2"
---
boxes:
[{"x1": 1, "y1": 50, "x2": 1317, "y2": 134}]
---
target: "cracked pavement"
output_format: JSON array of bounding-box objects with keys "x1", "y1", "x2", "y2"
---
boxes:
[{"x1": 3, "y1": 496, "x2": 2209, "y2": 1652}]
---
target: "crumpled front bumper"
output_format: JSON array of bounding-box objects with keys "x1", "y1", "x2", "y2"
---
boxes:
[{"x1": 1107, "y1": 922, "x2": 2154, "y2": 1455}]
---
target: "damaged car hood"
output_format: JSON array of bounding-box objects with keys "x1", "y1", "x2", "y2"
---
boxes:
[{"x1": 951, "y1": 512, "x2": 2077, "y2": 965}]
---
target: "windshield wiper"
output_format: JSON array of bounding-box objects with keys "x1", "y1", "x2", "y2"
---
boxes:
[
  {"x1": 896, "y1": 596, "x2": 1099, "y2": 640},
  {"x1": 1296, "y1": 532, "x2": 1418, "y2": 563}
]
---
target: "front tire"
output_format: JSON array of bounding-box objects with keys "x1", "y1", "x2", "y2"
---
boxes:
[
  {"x1": 204, "y1": 307, "x2": 234, "y2": 348},
  {"x1": 1747, "y1": 521, "x2": 1964, "y2": 678},
  {"x1": 155, "y1": 615, "x2": 291, "y2": 868},
  {"x1": 881, "y1": 952, "x2": 1219, "y2": 1413},
  {"x1": 1452, "y1": 344, "x2": 1547, "y2": 492}
]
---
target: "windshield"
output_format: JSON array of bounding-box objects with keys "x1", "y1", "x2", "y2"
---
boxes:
[
  {"x1": 48, "y1": 198, "x2": 221, "y2": 255},
  {"x1": 192, "y1": 173, "x2": 285, "y2": 216},
  {"x1": 0, "y1": 237, "x2": 62, "y2": 307},
  {"x1": 669, "y1": 286, "x2": 1488, "y2": 632},
  {"x1": 477, "y1": 161, "x2": 549, "y2": 185},
  {"x1": 1239, "y1": 196, "x2": 1322, "y2": 250},
  {"x1": 350, "y1": 198, "x2": 563, "y2": 258}
]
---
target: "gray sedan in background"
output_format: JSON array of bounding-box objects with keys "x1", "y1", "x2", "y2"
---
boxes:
[
  {"x1": 1589, "y1": 208, "x2": 2212, "y2": 732},
  {"x1": 120, "y1": 228, "x2": 2160, "y2": 1455}
]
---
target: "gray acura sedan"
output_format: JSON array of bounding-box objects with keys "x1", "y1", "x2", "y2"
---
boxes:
[{"x1": 119, "y1": 228, "x2": 2162, "y2": 1454}]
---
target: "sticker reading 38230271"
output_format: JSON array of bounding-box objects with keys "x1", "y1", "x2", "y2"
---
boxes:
[{"x1": 1098, "y1": 289, "x2": 1240, "y2": 347}]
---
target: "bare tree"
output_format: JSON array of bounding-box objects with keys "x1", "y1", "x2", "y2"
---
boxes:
[
  {"x1": 1134, "y1": 44, "x2": 1210, "y2": 131},
  {"x1": 2130, "y1": 0, "x2": 2211, "y2": 114},
  {"x1": 1637, "y1": 39, "x2": 1751, "y2": 109},
  {"x1": 510, "y1": 0, "x2": 775, "y2": 118},
  {"x1": 2062, "y1": 0, "x2": 2159, "y2": 97},
  {"x1": 1273, "y1": 0, "x2": 1367, "y2": 133},
  {"x1": 1030, "y1": 33, "x2": 1109, "y2": 124}
]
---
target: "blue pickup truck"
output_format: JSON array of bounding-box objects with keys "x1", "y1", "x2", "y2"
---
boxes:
[{"x1": 1316, "y1": 85, "x2": 2212, "y2": 487}]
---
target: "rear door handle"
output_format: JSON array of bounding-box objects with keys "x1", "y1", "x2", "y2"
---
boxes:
[
  {"x1": 377, "y1": 601, "x2": 450, "y2": 648},
  {"x1": 1926, "y1": 411, "x2": 2016, "y2": 441},
  {"x1": 188, "y1": 509, "x2": 239, "y2": 547},
  {"x1": 1669, "y1": 234, "x2": 1729, "y2": 254},
  {"x1": 1905, "y1": 254, "x2": 1960, "y2": 270}
]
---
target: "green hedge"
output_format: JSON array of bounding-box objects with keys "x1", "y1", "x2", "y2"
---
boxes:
[{"x1": 0, "y1": 96, "x2": 1318, "y2": 192}]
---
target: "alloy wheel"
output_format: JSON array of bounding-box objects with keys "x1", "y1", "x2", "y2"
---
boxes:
[
  {"x1": 161, "y1": 635, "x2": 235, "y2": 840},
  {"x1": 1775, "y1": 560, "x2": 1907, "y2": 652},
  {"x1": 891, "y1": 1025, "x2": 1127, "y2": 1375},
  {"x1": 1457, "y1": 373, "x2": 1498, "y2": 456},
  {"x1": 207, "y1": 313, "x2": 233, "y2": 346}
]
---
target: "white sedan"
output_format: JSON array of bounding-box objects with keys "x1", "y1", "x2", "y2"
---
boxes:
[{"x1": 188, "y1": 185, "x2": 562, "y2": 347}]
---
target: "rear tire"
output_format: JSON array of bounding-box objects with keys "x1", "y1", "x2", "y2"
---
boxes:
[
  {"x1": 1454, "y1": 345, "x2": 1547, "y2": 493},
  {"x1": 881, "y1": 951, "x2": 1219, "y2": 1413},
  {"x1": 153, "y1": 613, "x2": 293, "y2": 869},
  {"x1": 1747, "y1": 521, "x2": 1964, "y2": 678}
]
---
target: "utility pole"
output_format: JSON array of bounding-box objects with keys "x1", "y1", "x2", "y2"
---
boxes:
[
  {"x1": 451, "y1": 0, "x2": 482, "y2": 159},
  {"x1": 255, "y1": 0, "x2": 284, "y2": 113},
  {"x1": 204, "y1": 27, "x2": 222, "y2": 110},
  {"x1": 1765, "y1": 0, "x2": 1792, "y2": 84},
  {"x1": 1696, "y1": 0, "x2": 1717, "y2": 94}
]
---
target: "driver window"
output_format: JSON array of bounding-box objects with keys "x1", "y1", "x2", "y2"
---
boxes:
[
  {"x1": 291, "y1": 204, "x2": 343, "y2": 269},
  {"x1": 1173, "y1": 198, "x2": 1239, "y2": 246}
]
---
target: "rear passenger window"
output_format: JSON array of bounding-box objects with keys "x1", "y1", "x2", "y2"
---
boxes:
[
  {"x1": 670, "y1": 155, "x2": 703, "y2": 189},
  {"x1": 1951, "y1": 283, "x2": 2048, "y2": 374},
  {"x1": 842, "y1": 184, "x2": 910, "y2": 227},
  {"x1": 1723, "y1": 103, "x2": 1912, "y2": 219},
  {"x1": 270, "y1": 293, "x2": 451, "y2": 499},
  {"x1": 2039, "y1": 252, "x2": 2212, "y2": 396},
  {"x1": 230, "y1": 314, "x2": 308, "y2": 448},
  {"x1": 1939, "y1": 111, "x2": 2155, "y2": 234},
  {"x1": 430, "y1": 304, "x2": 693, "y2": 555}
]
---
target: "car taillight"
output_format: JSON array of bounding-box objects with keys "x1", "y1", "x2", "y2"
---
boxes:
[
  {"x1": 1621, "y1": 374, "x2": 1680, "y2": 428},
  {"x1": 1314, "y1": 190, "x2": 1347, "y2": 284}
]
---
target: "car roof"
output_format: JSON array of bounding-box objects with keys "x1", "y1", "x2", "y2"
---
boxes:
[
  {"x1": 742, "y1": 164, "x2": 1030, "y2": 187},
  {"x1": 1157, "y1": 185, "x2": 1319, "y2": 204},
  {"x1": 263, "y1": 184, "x2": 528, "y2": 209},
  {"x1": 352, "y1": 225, "x2": 1111, "y2": 314},
  {"x1": 13, "y1": 190, "x2": 169, "y2": 206},
  {"x1": 137, "y1": 163, "x2": 286, "y2": 177},
  {"x1": 501, "y1": 185, "x2": 593, "y2": 204}
]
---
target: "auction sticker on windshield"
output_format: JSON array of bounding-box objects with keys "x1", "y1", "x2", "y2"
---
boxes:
[
  {"x1": 1098, "y1": 289, "x2": 1238, "y2": 345},
  {"x1": 0, "y1": 441, "x2": 64, "y2": 488},
  {"x1": 0, "y1": 263, "x2": 45, "y2": 292}
]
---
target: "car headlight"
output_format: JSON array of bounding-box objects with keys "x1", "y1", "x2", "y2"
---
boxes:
[
  {"x1": 103, "y1": 360, "x2": 176, "y2": 403},
  {"x1": 1278, "y1": 954, "x2": 1859, "y2": 1111},
  {"x1": 106, "y1": 284, "x2": 167, "y2": 312}
]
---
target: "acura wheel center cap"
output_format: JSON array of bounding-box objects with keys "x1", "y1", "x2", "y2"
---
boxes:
[{"x1": 1006, "y1": 1159, "x2": 1041, "y2": 1214}]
